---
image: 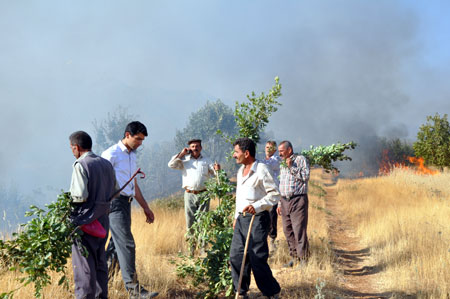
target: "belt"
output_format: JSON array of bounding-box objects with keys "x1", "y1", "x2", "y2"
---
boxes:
[
  {"x1": 118, "y1": 195, "x2": 133, "y2": 203},
  {"x1": 282, "y1": 194, "x2": 303, "y2": 201},
  {"x1": 185, "y1": 189, "x2": 207, "y2": 195},
  {"x1": 238, "y1": 210, "x2": 269, "y2": 217}
]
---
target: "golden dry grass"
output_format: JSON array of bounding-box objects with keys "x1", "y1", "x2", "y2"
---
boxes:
[
  {"x1": 337, "y1": 168, "x2": 450, "y2": 298},
  {"x1": 1, "y1": 168, "x2": 448, "y2": 298}
]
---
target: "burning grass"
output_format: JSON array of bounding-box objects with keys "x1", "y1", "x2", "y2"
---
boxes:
[{"x1": 337, "y1": 168, "x2": 450, "y2": 298}]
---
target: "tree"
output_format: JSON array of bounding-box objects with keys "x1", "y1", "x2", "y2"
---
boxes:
[
  {"x1": 175, "y1": 99, "x2": 238, "y2": 173},
  {"x1": 413, "y1": 113, "x2": 450, "y2": 170},
  {"x1": 92, "y1": 106, "x2": 137, "y2": 153}
]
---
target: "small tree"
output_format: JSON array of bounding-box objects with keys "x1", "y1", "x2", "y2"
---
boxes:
[{"x1": 413, "y1": 113, "x2": 450, "y2": 170}]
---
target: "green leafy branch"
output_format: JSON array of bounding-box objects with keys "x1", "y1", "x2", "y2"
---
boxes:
[
  {"x1": 280, "y1": 142, "x2": 357, "y2": 172},
  {"x1": 0, "y1": 192, "x2": 81, "y2": 298}
]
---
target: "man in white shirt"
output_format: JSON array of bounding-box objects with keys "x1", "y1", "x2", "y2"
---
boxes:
[
  {"x1": 168, "y1": 139, "x2": 220, "y2": 242},
  {"x1": 102, "y1": 121, "x2": 158, "y2": 299},
  {"x1": 261, "y1": 140, "x2": 281, "y2": 250},
  {"x1": 230, "y1": 137, "x2": 281, "y2": 299}
]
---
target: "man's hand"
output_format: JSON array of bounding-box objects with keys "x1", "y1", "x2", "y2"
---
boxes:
[
  {"x1": 178, "y1": 147, "x2": 190, "y2": 158},
  {"x1": 286, "y1": 156, "x2": 293, "y2": 168},
  {"x1": 277, "y1": 206, "x2": 282, "y2": 216},
  {"x1": 143, "y1": 207, "x2": 155, "y2": 224},
  {"x1": 242, "y1": 205, "x2": 255, "y2": 215},
  {"x1": 233, "y1": 218, "x2": 236, "y2": 230}
]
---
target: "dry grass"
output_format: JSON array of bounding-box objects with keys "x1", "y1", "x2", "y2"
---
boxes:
[
  {"x1": 2, "y1": 168, "x2": 448, "y2": 298},
  {"x1": 337, "y1": 168, "x2": 450, "y2": 298}
]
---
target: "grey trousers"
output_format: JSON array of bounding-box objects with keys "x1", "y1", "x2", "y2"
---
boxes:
[
  {"x1": 230, "y1": 211, "x2": 281, "y2": 297},
  {"x1": 107, "y1": 196, "x2": 139, "y2": 289},
  {"x1": 184, "y1": 191, "x2": 209, "y2": 234},
  {"x1": 280, "y1": 194, "x2": 309, "y2": 260},
  {"x1": 72, "y1": 215, "x2": 109, "y2": 299}
]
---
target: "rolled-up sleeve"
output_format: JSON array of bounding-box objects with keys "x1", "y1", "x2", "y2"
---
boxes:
[
  {"x1": 289, "y1": 155, "x2": 310, "y2": 182},
  {"x1": 252, "y1": 168, "x2": 280, "y2": 213},
  {"x1": 70, "y1": 162, "x2": 89, "y2": 203},
  {"x1": 168, "y1": 154, "x2": 184, "y2": 170}
]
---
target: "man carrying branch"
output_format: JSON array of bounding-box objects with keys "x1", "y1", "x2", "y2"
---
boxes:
[
  {"x1": 69, "y1": 131, "x2": 116, "y2": 299},
  {"x1": 277, "y1": 140, "x2": 310, "y2": 268},
  {"x1": 230, "y1": 137, "x2": 281, "y2": 299}
]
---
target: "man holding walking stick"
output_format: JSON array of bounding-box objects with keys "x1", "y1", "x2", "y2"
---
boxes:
[{"x1": 230, "y1": 138, "x2": 281, "y2": 299}]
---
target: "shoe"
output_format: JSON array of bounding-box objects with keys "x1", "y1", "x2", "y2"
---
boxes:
[
  {"x1": 265, "y1": 292, "x2": 280, "y2": 299},
  {"x1": 128, "y1": 285, "x2": 159, "y2": 299},
  {"x1": 282, "y1": 259, "x2": 295, "y2": 268},
  {"x1": 236, "y1": 294, "x2": 249, "y2": 299}
]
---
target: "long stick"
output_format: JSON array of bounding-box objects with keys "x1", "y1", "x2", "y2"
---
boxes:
[
  {"x1": 109, "y1": 168, "x2": 145, "y2": 200},
  {"x1": 235, "y1": 213, "x2": 256, "y2": 299}
]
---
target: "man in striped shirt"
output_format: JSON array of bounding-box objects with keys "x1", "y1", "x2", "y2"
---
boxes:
[{"x1": 276, "y1": 140, "x2": 310, "y2": 267}]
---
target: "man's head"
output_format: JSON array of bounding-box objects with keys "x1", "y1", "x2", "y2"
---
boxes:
[
  {"x1": 69, "y1": 131, "x2": 92, "y2": 159},
  {"x1": 187, "y1": 139, "x2": 202, "y2": 158},
  {"x1": 265, "y1": 140, "x2": 277, "y2": 158},
  {"x1": 278, "y1": 140, "x2": 293, "y2": 159},
  {"x1": 233, "y1": 137, "x2": 256, "y2": 165},
  {"x1": 123, "y1": 121, "x2": 148, "y2": 151}
]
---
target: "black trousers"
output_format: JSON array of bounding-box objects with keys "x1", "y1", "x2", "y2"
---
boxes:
[
  {"x1": 72, "y1": 215, "x2": 109, "y2": 299},
  {"x1": 268, "y1": 203, "x2": 278, "y2": 240},
  {"x1": 230, "y1": 211, "x2": 281, "y2": 296}
]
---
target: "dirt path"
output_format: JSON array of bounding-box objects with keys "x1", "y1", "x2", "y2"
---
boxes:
[{"x1": 323, "y1": 172, "x2": 391, "y2": 299}]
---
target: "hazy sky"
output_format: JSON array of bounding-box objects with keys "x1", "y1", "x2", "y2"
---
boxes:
[{"x1": 1, "y1": 1, "x2": 449, "y2": 198}]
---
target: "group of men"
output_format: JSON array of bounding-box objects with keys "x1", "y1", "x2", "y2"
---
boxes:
[{"x1": 68, "y1": 120, "x2": 310, "y2": 299}]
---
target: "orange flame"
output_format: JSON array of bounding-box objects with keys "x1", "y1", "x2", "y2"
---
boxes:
[{"x1": 407, "y1": 157, "x2": 438, "y2": 175}]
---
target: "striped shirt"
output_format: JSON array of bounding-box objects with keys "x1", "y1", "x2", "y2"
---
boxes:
[{"x1": 279, "y1": 154, "x2": 310, "y2": 198}]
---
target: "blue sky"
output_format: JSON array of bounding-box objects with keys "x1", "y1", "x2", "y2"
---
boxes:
[{"x1": 0, "y1": 1, "x2": 449, "y2": 197}]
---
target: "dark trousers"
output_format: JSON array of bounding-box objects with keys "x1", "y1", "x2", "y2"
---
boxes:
[
  {"x1": 106, "y1": 196, "x2": 138, "y2": 289},
  {"x1": 72, "y1": 215, "x2": 109, "y2": 299},
  {"x1": 268, "y1": 203, "x2": 278, "y2": 240},
  {"x1": 230, "y1": 211, "x2": 281, "y2": 297},
  {"x1": 280, "y1": 194, "x2": 309, "y2": 259}
]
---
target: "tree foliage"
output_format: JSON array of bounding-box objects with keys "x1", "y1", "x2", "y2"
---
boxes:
[
  {"x1": 0, "y1": 192, "x2": 81, "y2": 298},
  {"x1": 175, "y1": 99, "x2": 238, "y2": 173},
  {"x1": 413, "y1": 113, "x2": 450, "y2": 169},
  {"x1": 92, "y1": 106, "x2": 137, "y2": 153}
]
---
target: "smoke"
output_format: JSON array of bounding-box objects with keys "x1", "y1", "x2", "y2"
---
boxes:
[{"x1": 0, "y1": 0, "x2": 449, "y2": 200}]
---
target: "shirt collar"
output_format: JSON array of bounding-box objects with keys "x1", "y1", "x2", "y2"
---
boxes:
[
  {"x1": 118, "y1": 140, "x2": 132, "y2": 153},
  {"x1": 241, "y1": 160, "x2": 258, "y2": 182},
  {"x1": 74, "y1": 151, "x2": 93, "y2": 164}
]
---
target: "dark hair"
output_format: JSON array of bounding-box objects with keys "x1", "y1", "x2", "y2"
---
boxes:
[
  {"x1": 188, "y1": 139, "x2": 202, "y2": 146},
  {"x1": 279, "y1": 140, "x2": 293, "y2": 151},
  {"x1": 69, "y1": 131, "x2": 92, "y2": 150},
  {"x1": 124, "y1": 121, "x2": 148, "y2": 137},
  {"x1": 266, "y1": 140, "x2": 277, "y2": 147},
  {"x1": 233, "y1": 137, "x2": 256, "y2": 158}
]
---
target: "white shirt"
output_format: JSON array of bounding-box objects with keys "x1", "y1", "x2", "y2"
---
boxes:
[
  {"x1": 70, "y1": 151, "x2": 91, "y2": 203},
  {"x1": 235, "y1": 160, "x2": 281, "y2": 219},
  {"x1": 168, "y1": 153, "x2": 215, "y2": 191},
  {"x1": 261, "y1": 153, "x2": 281, "y2": 183},
  {"x1": 102, "y1": 141, "x2": 137, "y2": 197}
]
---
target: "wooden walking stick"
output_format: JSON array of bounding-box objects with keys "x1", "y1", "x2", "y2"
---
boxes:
[{"x1": 235, "y1": 213, "x2": 256, "y2": 299}]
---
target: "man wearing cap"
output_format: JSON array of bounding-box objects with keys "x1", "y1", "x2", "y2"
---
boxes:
[{"x1": 168, "y1": 139, "x2": 220, "y2": 244}]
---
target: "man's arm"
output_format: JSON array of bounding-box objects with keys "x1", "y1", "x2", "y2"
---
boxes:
[
  {"x1": 70, "y1": 162, "x2": 89, "y2": 203},
  {"x1": 288, "y1": 155, "x2": 310, "y2": 182},
  {"x1": 168, "y1": 152, "x2": 186, "y2": 170},
  {"x1": 246, "y1": 167, "x2": 280, "y2": 214},
  {"x1": 134, "y1": 179, "x2": 155, "y2": 224}
]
